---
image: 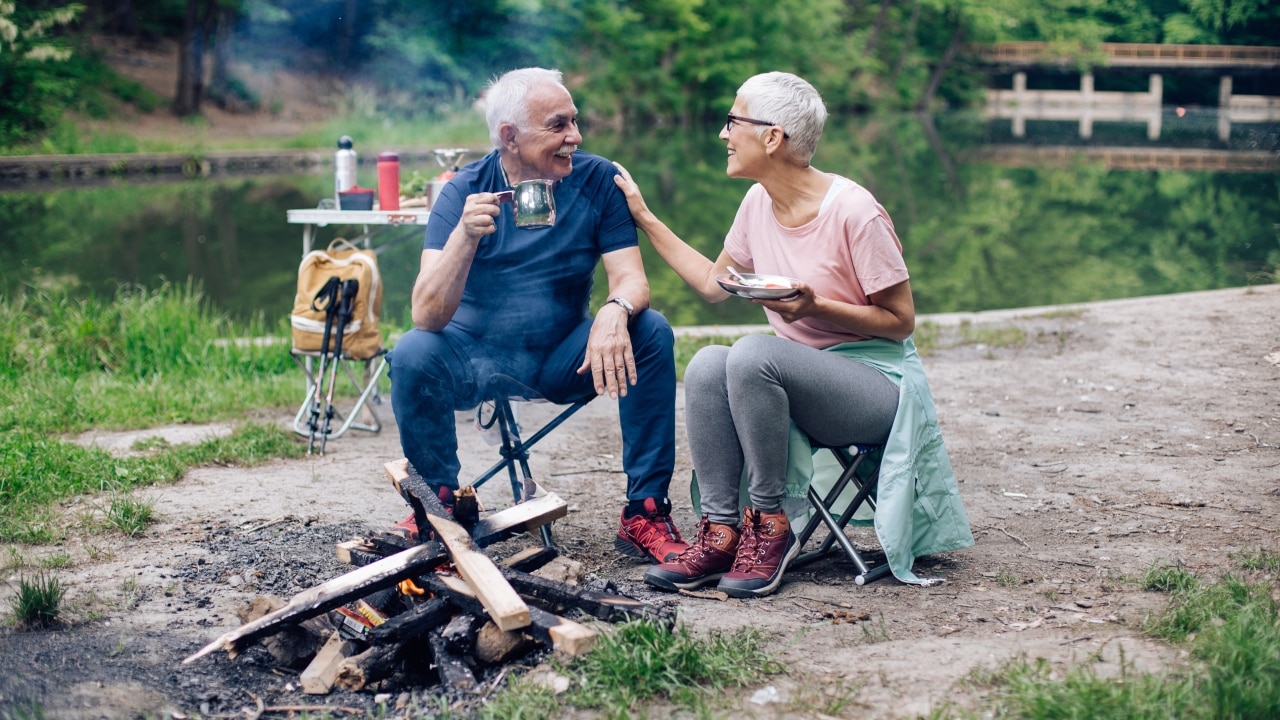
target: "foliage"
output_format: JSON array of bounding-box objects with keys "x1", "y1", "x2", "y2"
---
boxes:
[
  {"x1": 0, "y1": 2, "x2": 83, "y2": 145},
  {"x1": 8, "y1": 1, "x2": 1280, "y2": 142}
]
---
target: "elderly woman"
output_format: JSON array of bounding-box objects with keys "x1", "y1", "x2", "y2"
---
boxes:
[{"x1": 613, "y1": 72, "x2": 971, "y2": 598}]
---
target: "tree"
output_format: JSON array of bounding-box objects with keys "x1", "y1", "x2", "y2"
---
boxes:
[
  {"x1": 173, "y1": 0, "x2": 241, "y2": 116},
  {"x1": 0, "y1": 2, "x2": 84, "y2": 144}
]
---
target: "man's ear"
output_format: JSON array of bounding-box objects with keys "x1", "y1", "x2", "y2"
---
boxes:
[{"x1": 499, "y1": 124, "x2": 519, "y2": 151}]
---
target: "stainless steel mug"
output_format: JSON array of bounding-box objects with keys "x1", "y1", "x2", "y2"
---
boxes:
[{"x1": 497, "y1": 180, "x2": 556, "y2": 228}]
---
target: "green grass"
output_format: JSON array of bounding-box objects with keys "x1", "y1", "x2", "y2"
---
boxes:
[
  {"x1": 10, "y1": 572, "x2": 65, "y2": 628},
  {"x1": 103, "y1": 496, "x2": 155, "y2": 537},
  {"x1": 0, "y1": 283, "x2": 308, "y2": 542},
  {"x1": 14, "y1": 104, "x2": 490, "y2": 156},
  {"x1": 481, "y1": 620, "x2": 784, "y2": 720},
  {"x1": 0, "y1": 282, "x2": 299, "y2": 433},
  {"x1": 973, "y1": 552, "x2": 1280, "y2": 719}
]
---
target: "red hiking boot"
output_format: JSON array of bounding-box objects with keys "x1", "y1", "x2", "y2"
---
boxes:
[
  {"x1": 717, "y1": 507, "x2": 798, "y2": 598},
  {"x1": 644, "y1": 516, "x2": 739, "y2": 591},
  {"x1": 389, "y1": 485, "x2": 456, "y2": 542},
  {"x1": 615, "y1": 497, "x2": 688, "y2": 563}
]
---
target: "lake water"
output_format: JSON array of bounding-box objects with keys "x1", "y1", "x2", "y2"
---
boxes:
[{"x1": 2, "y1": 110, "x2": 1276, "y2": 330}]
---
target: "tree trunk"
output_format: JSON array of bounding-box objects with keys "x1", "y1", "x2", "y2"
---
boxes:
[
  {"x1": 865, "y1": 0, "x2": 894, "y2": 56},
  {"x1": 172, "y1": 0, "x2": 205, "y2": 116},
  {"x1": 889, "y1": 0, "x2": 922, "y2": 90},
  {"x1": 338, "y1": 0, "x2": 358, "y2": 66},
  {"x1": 916, "y1": 25, "x2": 964, "y2": 112},
  {"x1": 208, "y1": 3, "x2": 237, "y2": 108},
  {"x1": 104, "y1": 0, "x2": 138, "y2": 37}
]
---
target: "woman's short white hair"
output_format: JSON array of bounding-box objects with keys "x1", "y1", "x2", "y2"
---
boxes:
[
  {"x1": 484, "y1": 68, "x2": 566, "y2": 148},
  {"x1": 736, "y1": 72, "x2": 827, "y2": 162}
]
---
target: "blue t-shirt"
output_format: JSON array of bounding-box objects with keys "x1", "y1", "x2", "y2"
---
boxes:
[{"x1": 424, "y1": 150, "x2": 637, "y2": 350}]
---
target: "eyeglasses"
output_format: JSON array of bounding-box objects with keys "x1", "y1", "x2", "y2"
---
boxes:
[{"x1": 725, "y1": 113, "x2": 790, "y2": 139}]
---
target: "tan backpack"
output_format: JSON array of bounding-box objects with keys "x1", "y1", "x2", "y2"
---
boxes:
[{"x1": 290, "y1": 238, "x2": 383, "y2": 360}]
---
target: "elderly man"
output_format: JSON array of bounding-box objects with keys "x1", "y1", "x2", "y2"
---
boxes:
[{"x1": 388, "y1": 67, "x2": 687, "y2": 564}]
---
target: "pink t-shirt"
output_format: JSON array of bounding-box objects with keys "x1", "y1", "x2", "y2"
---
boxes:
[{"x1": 723, "y1": 175, "x2": 909, "y2": 348}]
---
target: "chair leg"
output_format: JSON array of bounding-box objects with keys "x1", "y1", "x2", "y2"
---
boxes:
[
  {"x1": 791, "y1": 449, "x2": 890, "y2": 583},
  {"x1": 470, "y1": 397, "x2": 575, "y2": 551}
]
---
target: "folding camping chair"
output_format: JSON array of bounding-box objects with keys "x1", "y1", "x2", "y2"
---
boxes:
[
  {"x1": 465, "y1": 378, "x2": 596, "y2": 547},
  {"x1": 788, "y1": 442, "x2": 894, "y2": 586}
]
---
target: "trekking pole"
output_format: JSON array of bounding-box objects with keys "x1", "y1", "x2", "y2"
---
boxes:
[
  {"x1": 307, "y1": 277, "x2": 342, "y2": 454},
  {"x1": 320, "y1": 278, "x2": 360, "y2": 455}
]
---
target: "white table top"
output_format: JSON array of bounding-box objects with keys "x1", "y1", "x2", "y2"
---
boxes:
[{"x1": 286, "y1": 208, "x2": 431, "y2": 226}]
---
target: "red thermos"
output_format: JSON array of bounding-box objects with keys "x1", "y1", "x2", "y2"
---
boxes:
[{"x1": 377, "y1": 152, "x2": 400, "y2": 210}]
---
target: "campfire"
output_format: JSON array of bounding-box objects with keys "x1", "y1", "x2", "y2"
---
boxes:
[{"x1": 183, "y1": 459, "x2": 670, "y2": 695}]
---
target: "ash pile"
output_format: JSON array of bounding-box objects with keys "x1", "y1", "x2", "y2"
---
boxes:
[{"x1": 183, "y1": 459, "x2": 670, "y2": 696}]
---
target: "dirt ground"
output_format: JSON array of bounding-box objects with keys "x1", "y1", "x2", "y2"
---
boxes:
[{"x1": 1, "y1": 284, "x2": 1277, "y2": 719}]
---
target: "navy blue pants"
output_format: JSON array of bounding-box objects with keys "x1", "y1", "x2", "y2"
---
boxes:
[{"x1": 389, "y1": 309, "x2": 677, "y2": 502}]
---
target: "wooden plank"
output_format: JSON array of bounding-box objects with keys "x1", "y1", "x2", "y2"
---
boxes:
[
  {"x1": 183, "y1": 541, "x2": 448, "y2": 665},
  {"x1": 386, "y1": 458, "x2": 568, "y2": 546},
  {"x1": 427, "y1": 514, "x2": 531, "y2": 632},
  {"x1": 427, "y1": 574, "x2": 595, "y2": 656},
  {"x1": 468, "y1": 487, "x2": 567, "y2": 548},
  {"x1": 300, "y1": 633, "x2": 358, "y2": 694},
  {"x1": 547, "y1": 617, "x2": 597, "y2": 657},
  {"x1": 500, "y1": 566, "x2": 672, "y2": 625},
  {"x1": 501, "y1": 545, "x2": 558, "y2": 573}
]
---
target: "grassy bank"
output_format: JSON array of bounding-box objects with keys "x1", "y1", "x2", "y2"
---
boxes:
[{"x1": 0, "y1": 283, "x2": 305, "y2": 542}]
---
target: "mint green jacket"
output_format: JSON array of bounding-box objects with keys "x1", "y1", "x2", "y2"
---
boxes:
[{"x1": 784, "y1": 337, "x2": 974, "y2": 584}]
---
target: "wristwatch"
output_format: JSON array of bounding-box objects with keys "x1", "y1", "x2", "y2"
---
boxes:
[{"x1": 606, "y1": 296, "x2": 634, "y2": 318}]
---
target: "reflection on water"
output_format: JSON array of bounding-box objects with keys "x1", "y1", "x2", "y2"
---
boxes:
[{"x1": 1, "y1": 111, "x2": 1275, "y2": 330}]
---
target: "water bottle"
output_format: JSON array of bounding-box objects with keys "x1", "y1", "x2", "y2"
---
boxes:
[
  {"x1": 376, "y1": 151, "x2": 400, "y2": 211},
  {"x1": 334, "y1": 136, "x2": 357, "y2": 207}
]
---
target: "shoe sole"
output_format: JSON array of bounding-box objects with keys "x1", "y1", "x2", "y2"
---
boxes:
[
  {"x1": 643, "y1": 568, "x2": 726, "y2": 592},
  {"x1": 718, "y1": 537, "x2": 802, "y2": 599},
  {"x1": 615, "y1": 535, "x2": 670, "y2": 564}
]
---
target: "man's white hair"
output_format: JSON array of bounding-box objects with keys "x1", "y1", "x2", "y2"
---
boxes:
[
  {"x1": 485, "y1": 67, "x2": 566, "y2": 149},
  {"x1": 736, "y1": 72, "x2": 827, "y2": 162}
]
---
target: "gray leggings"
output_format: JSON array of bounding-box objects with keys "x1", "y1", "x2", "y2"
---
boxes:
[{"x1": 685, "y1": 334, "x2": 900, "y2": 526}]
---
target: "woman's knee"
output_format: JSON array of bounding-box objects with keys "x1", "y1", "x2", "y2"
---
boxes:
[
  {"x1": 723, "y1": 333, "x2": 782, "y2": 386},
  {"x1": 684, "y1": 344, "x2": 730, "y2": 395}
]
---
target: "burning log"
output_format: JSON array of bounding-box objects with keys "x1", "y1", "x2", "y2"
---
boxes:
[
  {"x1": 182, "y1": 541, "x2": 450, "y2": 664},
  {"x1": 185, "y1": 465, "x2": 669, "y2": 698}
]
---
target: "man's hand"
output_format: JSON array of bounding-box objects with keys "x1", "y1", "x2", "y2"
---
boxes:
[
  {"x1": 457, "y1": 192, "x2": 503, "y2": 243},
  {"x1": 576, "y1": 302, "x2": 637, "y2": 399}
]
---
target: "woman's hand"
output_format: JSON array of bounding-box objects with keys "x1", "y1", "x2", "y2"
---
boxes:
[
  {"x1": 754, "y1": 282, "x2": 816, "y2": 323},
  {"x1": 611, "y1": 162, "x2": 653, "y2": 224}
]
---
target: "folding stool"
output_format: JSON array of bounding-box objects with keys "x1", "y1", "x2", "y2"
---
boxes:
[
  {"x1": 465, "y1": 386, "x2": 593, "y2": 543},
  {"x1": 789, "y1": 443, "x2": 893, "y2": 585},
  {"x1": 471, "y1": 393, "x2": 593, "y2": 504},
  {"x1": 290, "y1": 347, "x2": 389, "y2": 442}
]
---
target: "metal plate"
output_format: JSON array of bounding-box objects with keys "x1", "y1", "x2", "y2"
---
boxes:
[{"x1": 715, "y1": 273, "x2": 801, "y2": 300}]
